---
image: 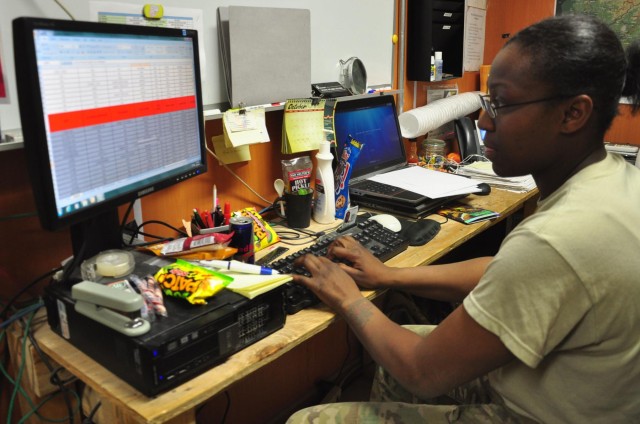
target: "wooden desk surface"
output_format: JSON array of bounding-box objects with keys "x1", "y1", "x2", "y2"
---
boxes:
[{"x1": 33, "y1": 188, "x2": 538, "y2": 424}]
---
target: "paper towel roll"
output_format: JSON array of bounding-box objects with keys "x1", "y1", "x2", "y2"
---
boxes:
[{"x1": 398, "y1": 92, "x2": 483, "y2": 139}]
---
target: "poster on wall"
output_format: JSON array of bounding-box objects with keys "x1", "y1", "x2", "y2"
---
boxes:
[{"x1": 556, "y1": 0, "x2": 639, "y2": 48}]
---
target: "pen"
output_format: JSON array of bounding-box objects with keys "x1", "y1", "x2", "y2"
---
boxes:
[
  {"x1": 200, "y1": 260, "x2": 280, "y2": 275},
  {"x1": 223, "y1": 202, "x2": 231, "y2": 225},
  {"x1": 213, "y1": 184, "x2": 217, "y2": 211},
  {"x1": 193, "y1": 208, "x2": 206, "y2": 229}
]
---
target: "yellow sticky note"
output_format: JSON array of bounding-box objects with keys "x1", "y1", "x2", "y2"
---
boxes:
[{"x1": 212, "y1": 135, "x2": 251, "y2": 164}]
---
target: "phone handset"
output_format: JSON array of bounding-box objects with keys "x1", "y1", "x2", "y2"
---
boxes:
[{"x1": 454, "y1": 117, "x2": 482, "y2": 162}]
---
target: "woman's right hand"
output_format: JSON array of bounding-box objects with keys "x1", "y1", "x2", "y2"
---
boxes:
[{"x1": 327, "y1": 235, "x2": 396, "y2": 290}]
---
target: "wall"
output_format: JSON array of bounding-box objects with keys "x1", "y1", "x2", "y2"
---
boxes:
[{"x1": 0, "y1": 0, "x2": 395, "y2": 129}]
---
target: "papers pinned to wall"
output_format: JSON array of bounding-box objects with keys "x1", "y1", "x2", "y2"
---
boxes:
[
  {"x1": 281, "y1": 98, "x2": 325, "y2": 154},
  {"x1": 211, "y1": 135, "x2": 251, "y2": 164},
  {"x1": 222, "y1": 107, "x2": 270, "y2": 148}
]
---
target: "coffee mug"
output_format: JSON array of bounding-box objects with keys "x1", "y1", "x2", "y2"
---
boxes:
[{"x1": 274, "y1": 189, "x2": 314, "y2": 228}]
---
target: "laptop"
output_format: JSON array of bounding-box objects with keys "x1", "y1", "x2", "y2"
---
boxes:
[{"x1": 333, "y1": 94, "x2": 465, "y2": 217}]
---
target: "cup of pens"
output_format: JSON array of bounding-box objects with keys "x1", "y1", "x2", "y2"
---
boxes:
[{"x1": 274, "y1": 189, "x2": 314, "y2": 228}]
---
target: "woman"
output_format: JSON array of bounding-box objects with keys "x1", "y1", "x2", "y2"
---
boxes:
[{"x1": 288, "y1": 14, "x2": 640, "y2": 423}]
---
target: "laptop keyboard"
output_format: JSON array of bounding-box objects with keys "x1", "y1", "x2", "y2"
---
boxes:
[
  {"x1": 268, "y1": 219, "x2": 410, "y2": 314},
  {"x1": 352, "y1": 180, "x2": 402, "y2": 196}
]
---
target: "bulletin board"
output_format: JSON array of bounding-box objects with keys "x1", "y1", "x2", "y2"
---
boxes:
[{"x1": 0, "y1": 0, "x2": 396, "y2": 130}]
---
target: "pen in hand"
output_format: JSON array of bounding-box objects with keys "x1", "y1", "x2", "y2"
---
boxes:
[{"x1": 200, "y1": 260, "x2": 280, "y2": 275}]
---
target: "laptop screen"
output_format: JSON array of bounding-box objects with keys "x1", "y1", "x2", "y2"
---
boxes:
[{"x1": 333, "y1": 95, "x2": 406, "y2": 179}]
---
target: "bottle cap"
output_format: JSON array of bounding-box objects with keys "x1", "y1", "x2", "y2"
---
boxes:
[
  {"x1": 317, "y1": 140, "x2": 333, "y2": 160},
  {"x1": 319, "y1": 140, "x2": 330, "y2": 155}
]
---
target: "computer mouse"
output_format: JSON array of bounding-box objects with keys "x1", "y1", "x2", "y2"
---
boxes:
[
  {"x1": 368, "y1": 214, "x2": 402, "y2": 232},
  {"x1": 402, "y1": 219, "x2": 441, "y2": 246},
  {"x1": 476, "y1": 183, "x2": 491, "y2": 196}
]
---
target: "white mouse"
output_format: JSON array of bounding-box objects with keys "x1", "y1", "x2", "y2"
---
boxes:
[{"x1": 368, "y1": 214, "x2": 402, "y2": 232}]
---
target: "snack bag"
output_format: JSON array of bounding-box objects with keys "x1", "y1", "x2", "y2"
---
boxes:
[
  {"x1": 154, "y1": 260, "x2": 233, "y2": 305},
  {"x1": 334, "y1": 135, "x2": 363, "y2": 219},
  {"x1": 281, "y1": 156, "x2": 312, "y2": 194},
  {"x1": 233, "y1": 207, "x2": 280, "y2": 252},
  {"x1": 143, "y1": 232, "x2": 236, "y2": 260}
]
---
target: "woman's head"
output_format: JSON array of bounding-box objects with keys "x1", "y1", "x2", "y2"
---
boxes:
[
  {"x1": 504, "y1": 14, "x2": 635, "y2": 135},
  {"x1": 479, "y1": 14, "x2": 640, "y2": 191}
]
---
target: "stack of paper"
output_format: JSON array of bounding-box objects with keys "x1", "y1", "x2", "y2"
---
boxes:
[
  {"x1": 457, "y1": 161, "x2": 537, "y2": 193},
  {"x1": 368, "y1": 166, "x2": 486, "y2": 198}
]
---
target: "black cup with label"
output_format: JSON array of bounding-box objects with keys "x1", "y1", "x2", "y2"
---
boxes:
[{"x1": 274, "y1": 189, "x2": 314, "y2": 228}]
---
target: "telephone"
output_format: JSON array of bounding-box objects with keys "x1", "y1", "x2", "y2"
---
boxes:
[{"x1": 454, "y1": 117, "x2": 482, "y2": 162}]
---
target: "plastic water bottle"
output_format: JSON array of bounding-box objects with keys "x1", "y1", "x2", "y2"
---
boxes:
[
  {"x1": 435, "y1": 51, "x2": 443, "y2": 81},
  {"x1": 313, "y1": 141, "x2": 336, "y2": 224}
]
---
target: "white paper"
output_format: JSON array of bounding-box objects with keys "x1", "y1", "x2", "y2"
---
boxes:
[
  {"x1": 222, "y1": 108, "x2": 270, "y2": 147},
  {"x1": 463, "y1": 6, "x2": 487, "y2": 72},
  {"x1": 368, "y1": 166, "x2": 483, "y2": 199},
  {"x1": 89, "y1": 1, "x2": 207, "y2": 81}
]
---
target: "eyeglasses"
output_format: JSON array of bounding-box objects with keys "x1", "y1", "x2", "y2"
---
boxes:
[{"x1": 478, "y1": 94, "x2": 572, "y2": 118}]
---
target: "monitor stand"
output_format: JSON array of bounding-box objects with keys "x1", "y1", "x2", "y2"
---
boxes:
[{"x1": 70, "y1": 209, "x2": 123, "y2": 266}]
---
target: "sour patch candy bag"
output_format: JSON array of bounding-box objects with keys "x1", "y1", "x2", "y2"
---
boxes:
[{"x1": 154, "y1": 260, "x2": 232, "y2": 305}]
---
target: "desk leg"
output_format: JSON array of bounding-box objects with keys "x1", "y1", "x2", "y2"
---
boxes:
[{"x1": 83, "y1": 385, "x2": 196, "y2": 424}]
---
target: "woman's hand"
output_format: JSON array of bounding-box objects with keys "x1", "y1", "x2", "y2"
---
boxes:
[
  {"x1": 326, "y1": 236, "x2": 395, "y2": 289},
  {"x1": 291, "y1": 254, "x2": 363, "y2": 313}
]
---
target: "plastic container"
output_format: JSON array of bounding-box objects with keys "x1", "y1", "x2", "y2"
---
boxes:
[
  {"x1": 434, "y1": 51, "x2": 443, "y2": 81},
  {"x1": 422, "y1": 138, "x2": 446, "y2": 170},
  {"x1": 313, "y1": 141, "x2": 335, "y2": 224},
  {"x1": 430, "y1": 55, "x2": 435, "y2": 82}
]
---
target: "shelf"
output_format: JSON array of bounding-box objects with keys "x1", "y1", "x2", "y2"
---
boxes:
[{"x1": 0, "y1": 140, "x2": 23, "y2": 152}]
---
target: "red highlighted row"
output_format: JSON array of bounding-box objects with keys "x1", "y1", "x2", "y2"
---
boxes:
[{"x1": 48, "y1": 95, "x2": 196, "y2": 132}]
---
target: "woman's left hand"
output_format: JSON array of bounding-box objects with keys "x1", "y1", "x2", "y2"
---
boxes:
[{"x1": 291, "y1": 254, "x2": 364, "y2": 313}]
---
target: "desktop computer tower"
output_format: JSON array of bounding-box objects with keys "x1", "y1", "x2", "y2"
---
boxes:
[{"x1": 44, "y1": 273, "x2": 285, "y2": 397}]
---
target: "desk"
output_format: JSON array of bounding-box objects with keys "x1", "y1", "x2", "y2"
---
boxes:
[{"x1": 28, "y1": 188, "x2": 538, "y2": 423}]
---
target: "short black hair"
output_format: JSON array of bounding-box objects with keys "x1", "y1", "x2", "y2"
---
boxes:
[{"x1": 506, "y1": 14, "x2": 640, "y2": 135}]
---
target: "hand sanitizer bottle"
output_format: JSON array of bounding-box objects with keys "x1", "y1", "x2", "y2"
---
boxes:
[{"x1": 313, "y1": 141, "x2": 335, "y2": 224}]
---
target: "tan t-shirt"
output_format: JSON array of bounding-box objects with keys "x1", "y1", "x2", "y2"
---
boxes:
[{"x1": 464, "y1": 153, "x2": 640, "y2": 423}]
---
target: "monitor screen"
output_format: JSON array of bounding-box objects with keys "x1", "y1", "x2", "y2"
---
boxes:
[
  {"x1": 13, "y1": 18, "x2": 207, "y2": 260},
  {"x1": 333, "y1": 95, "x2": 406, "y2": 179}
]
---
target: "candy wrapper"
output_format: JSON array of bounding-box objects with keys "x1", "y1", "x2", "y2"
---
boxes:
[
  {"x1": 142, "y1": 232, "x2": 237, "y2": 260},
  {"x1": 154, "y1": 260, "x2": 233, "y2": 305},
  {"x1": 130, "y1": 274, "x2": 168, "y2": 320},
  {"x1": 281, "y1": 156, "x2": 312, "y2": 194},
  {"x1": 232, "y1": 207, "x2": 280, "y2": 252},
  {"x1": 334, "y1": 135, "x2": 364, "y2": 219}
]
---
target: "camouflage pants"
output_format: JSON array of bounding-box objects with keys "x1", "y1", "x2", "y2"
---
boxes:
[{"x1": 287, "y1": 325, "x2": 537, "y2": 424}]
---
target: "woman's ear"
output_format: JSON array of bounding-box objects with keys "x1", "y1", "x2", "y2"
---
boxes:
[{"x1": 560, "y1": 95, "x2": 593, "y2": 134}]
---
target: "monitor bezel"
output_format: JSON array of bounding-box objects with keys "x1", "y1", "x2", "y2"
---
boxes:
[{"x1": 13, "y1": 17, "x2": 207, "y2": 232}]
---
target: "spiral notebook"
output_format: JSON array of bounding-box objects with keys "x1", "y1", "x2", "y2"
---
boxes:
[{"x1": 334, "y1": 95, "x2": 466, "y2": 216}]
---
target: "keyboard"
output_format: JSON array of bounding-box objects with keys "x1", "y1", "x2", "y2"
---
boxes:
[
  {"x1": 268, "y1": 219, "x2": 410, "y2": 314},
  {"x1": 352, "y1": 180, "x2": 404, "y2": 196}
]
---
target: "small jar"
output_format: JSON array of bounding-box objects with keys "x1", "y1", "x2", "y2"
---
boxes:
[{"x1": 422, "y1": 139, "x2": 446, "y2": 169}]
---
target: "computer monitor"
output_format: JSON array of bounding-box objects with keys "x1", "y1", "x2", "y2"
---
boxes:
[{"x1": 13, "y1": 17, "x2": 207, "y2": 262}]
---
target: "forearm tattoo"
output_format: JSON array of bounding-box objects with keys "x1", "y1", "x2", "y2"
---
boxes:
[{"x1": 345, "y1": 297, "x2": 374, "y2": 328}]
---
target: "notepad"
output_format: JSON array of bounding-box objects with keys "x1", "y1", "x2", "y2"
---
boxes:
[
  {"x1": 282, "y1": 98, "x2": 325, "y2": 153},
  {"x1": 224, "y1": 272, "x2": 292, "y2": 299}
]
